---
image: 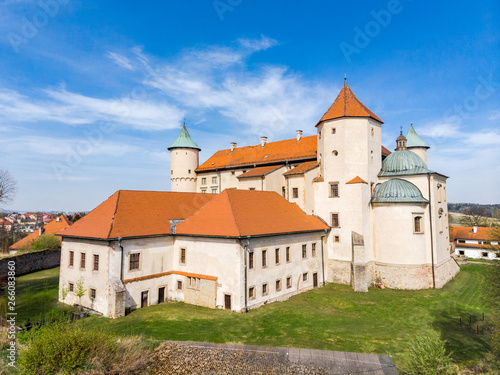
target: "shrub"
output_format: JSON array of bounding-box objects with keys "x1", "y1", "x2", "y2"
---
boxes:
[
  {"x1": 400, "y1": 329, "x2": 456, "y2": 375},
  {"x1": 31, "y1": 234, "x2": 61, "y2": 251}
]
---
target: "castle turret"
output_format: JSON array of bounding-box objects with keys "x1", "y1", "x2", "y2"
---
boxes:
[
  {"x1": 168, "y1": 123, "x2": 201, "y2": 192},
  {"x1": 406, "y1": 123, "x2": 430, "y2": 165}
]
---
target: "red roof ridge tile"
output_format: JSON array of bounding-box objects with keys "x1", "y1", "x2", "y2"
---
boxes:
[{"x1": 346, "y1": 176, "x2": 368, "y2": 184}]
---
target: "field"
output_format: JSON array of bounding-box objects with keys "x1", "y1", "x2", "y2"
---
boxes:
[{"x1": 1, "y1": 264, "x2": 492, "y2": 369}]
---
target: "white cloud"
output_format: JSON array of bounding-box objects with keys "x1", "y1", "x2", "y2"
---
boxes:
[
  {"x1": 0, "y1": 87, "x2": 184, "y2": 131},
  {"x1": 107, "y1": 52, "x2": 134, "y2": 70}
]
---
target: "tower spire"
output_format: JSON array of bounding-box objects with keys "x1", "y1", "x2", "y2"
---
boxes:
[
  {"x1": 396, "y1": 126, "x2": 407, "y2": 151},
  {"x1": 344, "y1": 72, "x2": 347, "y2": 85}
]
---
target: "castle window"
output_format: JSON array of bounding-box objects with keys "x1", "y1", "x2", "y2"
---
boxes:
[
  {"x1": 275, "y1": 248, "x2": 280, "y2": 264},
  {"x1": 303, "y1": 272, "x2": 308, "y2": 282},
  {"x1": 129, "y1": 253, "x2": 140, "y2": 271},
  {"x1": 201, "y1": 189, "x2": 207, "y2": 193},
  {"x1": 249, "y1": 286, "x2": 255, "y2": 299},
  {"x1": 286, "y1": 276, "x2": 292, "y2": 289},
  {"x1": 177, "y1": 281, "x2": 182, "y2": 290},
  {"x1": 286, "y1": 247, "x2": 291, "y2": 263},
  {"x1": 482, "y1": 252, "x2": 489, "y2": 258},
  {"x1": 334, "y1": 235, "x2": 340, "y2": 242},
  {"x1": 302, "y1": 244, "x2": 307, "y2": 259},
  {"x1": 371, "y1": 128, "x2": 374, "y2": 136},
  {"x1": 171, "y1": 170, "x2": 173, "y2": 175},
  {"x1": 180, "y1": 248, "x2": 186, "y2": 265},
  {"x1": 212, "y1": 176, "x2": 217, "y2": 184},
  {"x1": 93, "y1": 254, "x2": 99, "y2": 271},
  {"x1": 69, "y1": 251, "x2": 74, "y2": 267},
  {"x1": 319, "y1": 131, "x2": 321, "y2": 139},
  {"x1": 437, "y1": 184, "x2": 442, "y2": 203},
  {"x1": 231, "y1": 171, "x2": 235, "y2": 175},
  {"x1": 188, "y1": 169, "x2": 191, "y2": 174},
  {"x1": 201, "y1": 177, "x2": 206, "y2": 185},
  {"x1": 212, "y1": 188, "x2": 218, "y2": 194},
  {"x1": 332, "y1": 150, "x2": 338, "y2": 156},
  {"x1": 276, "y1": 279, "x2": 282, "y2": 292},
  {"x1": 292, "y1": 188, "x2": 298, "y2": 198},
  {"x1": 329, "y1": 182, "x2": 339, "y2": 197},
  {"x1": 249, "y1": 187, "x2": 255, "y2": 190},
  {"x1": 249, "y1": 251, "x2": 254, "y2": 269},
  {"x1": 332, "y1": 128, "x2": 336, "y2": 134},
  {"x1": 414, "y1": 216, "x2": 423, "y2": 234},
  {"x1": 69, "y1": 283, "x2": 74, "y2": 292},
  {"x1": 262, "y1": 283, "x2": 268, "y2": 296},
  {"x1": 90, "y1": 288, "x2": 96, "y2": 299},
  {"x1": 80, "y1": 253, "x2": 86, "y2": 269},
  {"x1": 459, "y1": 250, "x2": 465, "y2": 255},
  {"x1": 262, "y1": 249, "x2": 267, "y2": 268},
  {"x1": 312, "y1": 243, "x2": 317, "y2": 257},
  {"x1": 331, "y1": 213, "x2": 340, "y2": 228},
  {"x1": 282, "y1": 186, "x2": 286, "y2": 197}
]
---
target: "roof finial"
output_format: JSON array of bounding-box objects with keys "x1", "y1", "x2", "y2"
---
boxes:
[
  {"x1": 400, "y1": 126, "x2": 403, "y2": 135},
  {"x1": 344, "y1": 72, "x2": 347, "y2": 85}
]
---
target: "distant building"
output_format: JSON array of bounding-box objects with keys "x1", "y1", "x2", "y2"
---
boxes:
[
  {"x1": 9, "y1": 215, "x2": 71, "y2": 250},
  {"x1": 451, "y1": 226, "x2": 500, "y2": 260}
]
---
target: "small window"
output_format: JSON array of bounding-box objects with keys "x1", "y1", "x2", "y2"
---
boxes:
[
  {"x1": 414, "y1": 216, "x2": 423, "y2": 233},
  {"x1": 334, "y1": 235, "x2": 340, "y2": 242},
  {"x1": 332, "y1": 128, "x2": 336, "y2": 134},
  {"x1": 201, "y1": 177, "x2": 207, "y2": 185},
  {"x1": 458, "y1": 240, "x2": 465, "y2": 244},
  {"x1": 371, "y1": 128, "x2": 374, "y2": 136},
  {"x1": 90, "y1": 288, "x2": 96, "y2": 299},
  {"x1": 303, "y1": 272, "x2": 308, "y2": 282},
  {"x1": 69, "y1": 283, "x2": 74, "y2": 292},
  {"x1": 459, "y1": 250, "x2": 465, "y2": 255},
  {"x1": 171, "y1": 170, "x2": 173, "y2": 175},
  {"x1": 262, "y1": 250, "x2": 267, "y2": 268},
  {"x1": 249, "y1": 252, "x2": 254, "y2": 269},
  {"x1": 319, "y1": 131, "x2": 321, "y2": 139},
  {"x1": 69, "y1": 251, "x2": 74, "y2": 267},
  {"x1": 93, "y1": 254, "x2": 99, "y2": 271},
  {"x1": 332, "y1": 150, "x2": 338, "y2": 156},
  {"x1": 212, "y1": 176, "x2": 217, "y2": 184},
  {"x1": 331, "y1": 213, "x2": 340, "y2": 228},
  {"x1": 262, "y1": 283, "x2": 268, "y2": 296},
  {"x1": 312, "y1": 243, "x2": 317, "y2": 257},
  {"x1": 286, "y1": 276, "x2": 292, "y2": 289},
  {"x1": 249, "y1": 286, "x2": 255, "y2": 299},
  {"x1": 302, "y1": 244, "x2": 307, "y2": 259},
  {"x1": 496, "y1": 253, "x2": 500, "y2": 258},
  {"x1": 330, "y1": 183, "x2": 339, "y2": 197},
  {"x1": 201, "y1": 189, "x2": 207, "y2": 193},
  {"x1": 249, "y1": 187, "x2": 256, "y2": 191},
  {"x1": 80, "y1": 253, "x2": 86, "y2": 269},
  {"x1": 231, "y1": 171, "x2": 235, "y2": 175},
  {"x1": 188, "y1": 169, "x2": 191, "y2": 174},
  {"x1": 286, "y1": 247, "x2": 291, "y2": 263},
  {"x1": 275, "y1": 248, "x2": 280, "y2": 264},
  {"x1": 282, "y1": 186, "x2": 286, "y2": 197},
  {"x1": 482, "y1": 252, "x2": 489, "y2": 258},
  {"x1": 177, "y1": 280, "x2": 182, "y2": 290},
  {"x1": 212, "y1": 188, "x2": 218, "y2": 194},
  {"x1": 129, "y1": 253, "x2": 140, "y2": 271},
  {"x1": 276, "y1": 279, "x2": 282, "y2": 291},
  {"x1": 292, "y1": 188, "x2": 298, "y2": 199},
  {"x1": 180, "y1": 248, "x2": 186, "y2": 265}
]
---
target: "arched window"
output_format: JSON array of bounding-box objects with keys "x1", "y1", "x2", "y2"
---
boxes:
[{"x1": 414, "y1": 216, "x2": 423, "y2": 233}]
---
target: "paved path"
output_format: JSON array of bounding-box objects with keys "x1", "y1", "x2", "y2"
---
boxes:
[{"x1": 152, "y1": 340, "x2": 399, "y2": 374}]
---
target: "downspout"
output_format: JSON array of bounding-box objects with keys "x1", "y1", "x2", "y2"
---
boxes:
[
  {"x1": 244, "y1": 237, "x2": 250, "y2": 312},
  {"x1": 427, "y1": 173, "x2": 436, "y2": 288},
  {"x1": 118, "y1": 237, "x2": 124, "y2": 281},
  {"x1": 321, "y1": 229, "x2": 327, "y2": 286}
]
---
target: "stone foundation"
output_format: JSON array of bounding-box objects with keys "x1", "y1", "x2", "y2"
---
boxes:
[
  {"x1": 434, "y1": 258, "x2": 460, "y2": 288},
  {"x1": 327, "y1": 259, "x2": 352, "y2": 285}
]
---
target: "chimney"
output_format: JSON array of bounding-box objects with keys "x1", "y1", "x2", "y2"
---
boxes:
[
  {"x1": 56, "y1": 216, "x2": 61, "y2": 222},
  {"x1": 230, "y1": 142, "x2": 237, "y2": 152},
  {"x1": 260, "y1": 136, "x2": 268, "y2": 147},
  {"x1": 296, "y1": 130, "x2": 303, "y2": 141},
  {"x1": 473, "y1": 226, "x2": 477, "y2": 234}
]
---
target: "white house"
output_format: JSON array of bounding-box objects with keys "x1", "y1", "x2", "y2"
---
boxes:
[{"x1": 451, "y1": 226, "x2": 500, "y2": 260}]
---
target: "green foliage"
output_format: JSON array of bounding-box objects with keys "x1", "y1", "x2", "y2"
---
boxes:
[
  {"x1": 74, "y1": 278, "x2": 87, "y2": 306},
  {"x1": 31, "y1": 234, "x2": 61, "y2": 251},
  {"x1": 18, "y1": 320, "x2": 115, "y2": 374},
  {"x1": 400, "y1": 329, "x2": 455, "y2": 374}
]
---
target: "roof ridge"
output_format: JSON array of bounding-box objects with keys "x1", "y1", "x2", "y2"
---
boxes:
[
  {"x1": 224, "y1": 190, "x2": 242, "y2": 237},
  {"x1": 107, "y1": 191, "x2": 121, "y2": 239}
]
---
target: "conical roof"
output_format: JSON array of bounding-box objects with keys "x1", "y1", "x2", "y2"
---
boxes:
[
  {"x1": 168, "y1": 124, "x2": 201, "y2": 150},
  {"x1": 406, "y1": 124, "x2": 429, "y2": 149},
  {"x1": 316, "y1": 82, "x2": 383, "y2": 125}
]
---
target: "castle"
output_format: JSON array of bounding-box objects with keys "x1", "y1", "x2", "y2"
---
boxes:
[{"x1": 57, "y1": 81, "x2": 459, "y2": 317}]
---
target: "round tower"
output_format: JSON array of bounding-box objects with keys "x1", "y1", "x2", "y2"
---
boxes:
[
  {"x1": 168, "y1": 123, "x2": 201, "y2": 192},
  {"x1": 406, "y1": 123, "x2": 430, "y2": 165}
]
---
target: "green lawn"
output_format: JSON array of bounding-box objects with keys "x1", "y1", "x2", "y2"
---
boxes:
[
  {"x1": 3, "y1": 265, "x2": 492, "y2": 368},
  {"x1": 0, "y1": 267, "x2": 75, "y2": 325}
]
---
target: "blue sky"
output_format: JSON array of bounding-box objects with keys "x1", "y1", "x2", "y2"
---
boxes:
[{"x1": 0, "y1": 0, "x2": 499, "y2": 211}]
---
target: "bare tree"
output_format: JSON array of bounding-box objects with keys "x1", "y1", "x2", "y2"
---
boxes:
[
  {"x1": 0, "y1": 170, "x2": 17, "y2": 205},
  {"x1": 459, "y1": 206, "x2": 489, "y2": 227}
]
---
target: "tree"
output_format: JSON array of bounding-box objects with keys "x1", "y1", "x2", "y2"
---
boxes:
[
  {"x1": 74, "y1": 278, "x2": 87, "y2": 309},
  {"x1": 0, "y1": 170, "x2": 17, "y2": 206},
  {"x1": 460, "y1": 206, "x2": 489, "y2": 227}
]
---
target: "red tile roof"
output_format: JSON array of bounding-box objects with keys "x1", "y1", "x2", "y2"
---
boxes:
[
  {"x1": 283, "y1": 161, "x2": 319, "y2": 176},
  {"x1": 317, "y1": 83, "x2": 383, "y2": 125},
  {"x1": 237, "y1": 165, "x2": 284, "y2": 179},
  {"x1": 58, "y1": 191, "x2": 216, "y2": 240},
  {"x1": 10, "y1": 215, "x2": 71, "y2": 250},
  {"x1": 196, "y1": 136, "x2": 317, "y2": 172},
  {"x1": 177, "y1": 189, "x2": 329, "y2": 238},
  {"x1": 346, "y1": 176, "x2": 368, "y2": 184},
  {"x1": 455, "y1": 243, "x2": 500, "y2": 250},
  {"x1": 197, "y1": 135, "x2": 390, "y2": 173},
  {"x1": 123, "y1": 270, "x2": 217, "y2": 284},
  {"x1": 450, "y1": 226, "x2": 498, "y2": 241},
  {"x1": 312, "y1": 177, "x2": 324, "y2": 183}
]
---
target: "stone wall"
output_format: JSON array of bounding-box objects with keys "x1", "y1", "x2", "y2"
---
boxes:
[
  {"x1": 374, "y1": 262, "x2": 433, "y2": 289},
  {"x1": 183, "y1": 277, "x2": 217, "y2": 309},
  {"x1": 327, "y1": 259, "x2": 351, "y2": 284},
  {"x1": 434, "y1": 258, "x2": 460, "y2": 289},
  {"x1": 0, "y1": 249, "x2": 60, "y2": 283}
]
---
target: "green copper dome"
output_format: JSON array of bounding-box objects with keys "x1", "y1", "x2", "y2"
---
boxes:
[
  {"x1": 380, "y1": 150, "x2": 428, "y2": 176},
  {"x1": 371, "y1": 178, "x2": 428, "y2": 204},
  {"x1": 168, "y1": 124, "x2": 201, "y2": 151},
  {"x1": 406, "y1": 124, "x2": 429, "y2": 149}
]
